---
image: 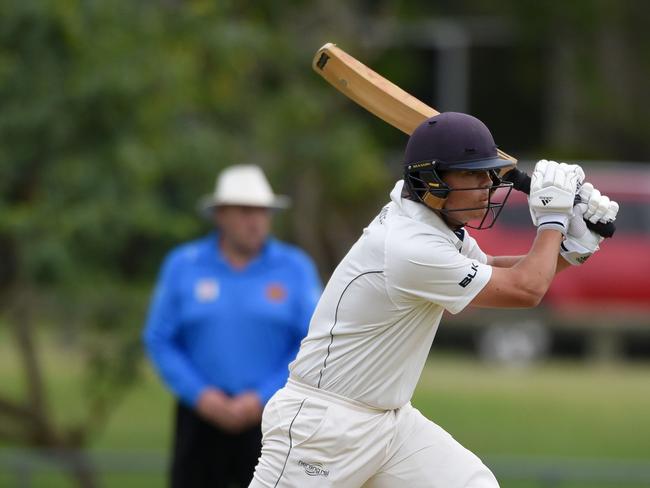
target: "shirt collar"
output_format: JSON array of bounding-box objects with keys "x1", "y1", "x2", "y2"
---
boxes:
[
  {"x1": 389, "y1": 180, "x2": 464, "y2": 249},
  {"x1": 208, "y1": 231, "x2": 276, "y2": 267}
]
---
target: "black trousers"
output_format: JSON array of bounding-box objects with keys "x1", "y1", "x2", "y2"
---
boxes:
[{"x1": 171, "y1": 402, "x2": 263, "y2": 488}]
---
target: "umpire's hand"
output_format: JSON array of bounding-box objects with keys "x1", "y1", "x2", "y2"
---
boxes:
[{"x1": 196, "y1": 388, "x2": 262, "y2": 433}]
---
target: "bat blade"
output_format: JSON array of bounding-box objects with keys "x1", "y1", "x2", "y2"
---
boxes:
[
  {"x1": 313, "y1": 43, "x2": 438, "y2": 136},
  {"x1": 313, "y1": 42, "x2": 517, "y2": 166}
]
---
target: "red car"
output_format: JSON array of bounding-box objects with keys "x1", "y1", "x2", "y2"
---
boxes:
[{"x1": 448, "y1": 165, "x2": 650, "y2": 362}]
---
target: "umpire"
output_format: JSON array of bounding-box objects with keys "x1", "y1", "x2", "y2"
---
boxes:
[{"x1": 143, "y1": 164, "x2": 321, "y2": 488}]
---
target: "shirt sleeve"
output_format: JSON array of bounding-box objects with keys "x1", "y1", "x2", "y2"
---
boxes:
[
  {"x1": 388, "y1": 234, "x2": 492, "y2": 315},
  {"x1": 142, "y1": 252, "x2": 209, "y2": 407},
  {"x1": 255, "y1": 252, "x2": 323, "y2": 404},
  {"x1": 463, "y1": 231, "x2": 489, "y2": 264}
]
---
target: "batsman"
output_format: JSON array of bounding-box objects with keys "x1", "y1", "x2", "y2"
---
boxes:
[{"x1": 249, "y1": 112, "x2": 618, "y2": 488}]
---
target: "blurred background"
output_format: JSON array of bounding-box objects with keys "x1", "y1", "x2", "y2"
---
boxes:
[{"x1": 1, "y1": 0, "x2": 649, "y2": 487}]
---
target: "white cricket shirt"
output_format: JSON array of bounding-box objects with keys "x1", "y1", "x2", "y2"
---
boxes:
[{"x1": 289, "y1": 180, "x2": 493, "y2": 410}]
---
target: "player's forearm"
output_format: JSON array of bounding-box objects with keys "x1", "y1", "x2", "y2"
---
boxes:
[
  {"x1": 556, "y1": 254, "x2": 572, "y2": 273},
  {"x1": 489, "y1": 254, "x2": 570, "y2": 275},
  {"x1": 510, "y1": 229, "x2": 563, "y2": 303},
  {"x1": 487, "y1": 255, "x2": 524, "y2": 268}
]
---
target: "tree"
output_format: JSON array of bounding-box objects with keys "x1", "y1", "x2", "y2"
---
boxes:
[{"x1": 0, "y1": 1, "x2": 388, "y2": 485}]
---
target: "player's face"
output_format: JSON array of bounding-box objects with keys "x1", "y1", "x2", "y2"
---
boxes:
[
  {"x1": 441, "y1": 170, "x2": 493, "y2": 224},
  {"x1": 215, "y1": 205, "x2": 272, "y2": 256}
]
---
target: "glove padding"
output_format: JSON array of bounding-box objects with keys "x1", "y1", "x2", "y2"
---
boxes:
[
  {"x1": 561, "y1": 191, "x2": 619, "y2": 265},
  {"x1": 579, "y1": 182, "x2": 619, "y2": 223},
  {"x1": 561, "y1": 203, "x2": 603, "y2": 265},
  {"x1": 529, "y1": 160, "x2": 585, "y2": 235}
]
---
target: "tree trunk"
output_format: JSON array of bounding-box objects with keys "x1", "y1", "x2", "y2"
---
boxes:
[
  {"x1": 56, "y1": 450, "x2": 97, "y2": 488},
  {"x1": 11, "y1": 287, "x2": 49, "y2": 430},
  {"x1": 5, "y1": 286, "x2": 98, "y2": 488}
]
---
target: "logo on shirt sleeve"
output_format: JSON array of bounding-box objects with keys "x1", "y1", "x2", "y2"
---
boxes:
[
  {"x1": 195, "y1": 278, "x2": 219, "y2": 302},
  {"x1": 458, "y1": 263, "x2": 479, "y2": 288}
]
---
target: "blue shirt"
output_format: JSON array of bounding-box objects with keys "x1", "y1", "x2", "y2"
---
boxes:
[{"x1": 143, "y1": 233, "x2": 322, "y2": 407}]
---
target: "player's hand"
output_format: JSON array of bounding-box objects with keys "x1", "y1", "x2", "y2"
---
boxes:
[
  {"x1": 561, "y1": 203, "x2": 603, "y2": 265},
  {"x1": 196, "y1": 388, "x2": 247, "y2": 433},
  {"x1": 528, "y1": 159, "x2": 585, "y2": 235},
  {"x1": 561, "y1": 187, "x2": 619, "y2": 265},
  {"x1": 579, "y1": 182, "x2": 619, "y2": 223}
]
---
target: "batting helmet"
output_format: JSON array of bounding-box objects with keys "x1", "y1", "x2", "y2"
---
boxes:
[{"x1": 403, "y1": 112, "x2": 514, "y2": 229}]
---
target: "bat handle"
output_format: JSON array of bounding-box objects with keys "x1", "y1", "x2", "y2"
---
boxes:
[{"x1": 501, "y1": 167, "x2": 616, "y2": 238}]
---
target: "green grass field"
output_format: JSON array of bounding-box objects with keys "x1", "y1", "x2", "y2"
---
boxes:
[{"x1": 1, "y1": 336, "x2": 649, "y2": 488}]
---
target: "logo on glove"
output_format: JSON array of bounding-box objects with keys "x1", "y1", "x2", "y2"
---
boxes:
[{"x1": 539, "y1": 196, "x2": 553, "y2": 206}]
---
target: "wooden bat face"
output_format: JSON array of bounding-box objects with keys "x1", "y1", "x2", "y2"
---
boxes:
[
  {"x1": 313, "y1": 43, "x2": 438, "y2": 136},
  {"x1": 312, "y1": 42, "x2": 517, "y2": 170}
]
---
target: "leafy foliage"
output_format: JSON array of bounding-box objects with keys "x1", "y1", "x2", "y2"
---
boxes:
[{"x1": 0, "y1": 1, "x2": 388, "y2": 462}]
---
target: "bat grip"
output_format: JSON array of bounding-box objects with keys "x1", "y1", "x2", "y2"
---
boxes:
[{"x1": 502, "y1": 167, "x2": 616, "y2": 238}]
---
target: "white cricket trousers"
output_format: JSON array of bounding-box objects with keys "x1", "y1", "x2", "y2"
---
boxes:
[{"x1": 249, "y1": 378, "x2": 499, "y2": 488}]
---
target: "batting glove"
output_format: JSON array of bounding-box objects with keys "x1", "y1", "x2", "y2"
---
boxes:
[
  {"x1": 579, "y1": 182, "x2": 619, "y2": 223},
  {"x1": 561, "y1": 191, "x2": 618, "y2": 265},
  {"x1": 529, "y1": 160, "x2": 585, "y2": 235},
  {"x1": 561, "y1": 203, "x2": 603, "y2": 265}
]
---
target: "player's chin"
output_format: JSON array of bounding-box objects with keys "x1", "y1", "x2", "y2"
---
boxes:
[
  {"x1": 477, "y1": 201, "x2": 491, "y2": 214},
  {"x1": 464, "y1": 207, "x2": 489, "y2": 224},
  {"x1": 471, "y1": 203, "x2": 489, "y2": 217}
]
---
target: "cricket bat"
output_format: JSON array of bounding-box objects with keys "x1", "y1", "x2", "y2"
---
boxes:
[{"x1": 312, "y1": 42, "x2": 615, "y2": 238}]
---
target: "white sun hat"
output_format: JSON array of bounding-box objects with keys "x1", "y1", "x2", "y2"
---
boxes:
[{"x1": 199, "y1": 164, "x2": 290, "y2": 215}]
